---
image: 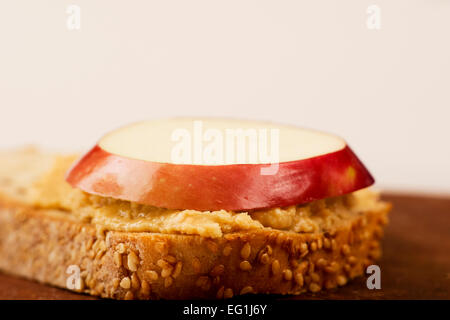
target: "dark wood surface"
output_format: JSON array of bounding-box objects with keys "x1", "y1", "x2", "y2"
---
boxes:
[{"x1": 0, "y1": 193, "x2": 449, "y2": 300}]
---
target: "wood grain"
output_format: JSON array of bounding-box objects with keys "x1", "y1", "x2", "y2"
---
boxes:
[{"x1": 0, "y1": 193, "x2": 449, "y2": 300}]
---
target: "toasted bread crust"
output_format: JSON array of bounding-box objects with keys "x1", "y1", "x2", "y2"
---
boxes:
[{"x1": 0, "y1": 196, "x2": 390, "y2": 299}]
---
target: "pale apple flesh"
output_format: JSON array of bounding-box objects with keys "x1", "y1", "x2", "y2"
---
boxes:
[
  {"x1": 65, "y1": 119, "x2": 374, "y2": 211},
  {"x1": 97, "y1": 118, "x2": 347, "y2": 165}
]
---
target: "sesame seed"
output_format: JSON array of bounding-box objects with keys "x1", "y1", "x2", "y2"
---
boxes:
[
  {"x1": 240, "y1": 260, "x2": 252, "y2": 271},
  {"x1": 210, "y1": 264, "x2": 225, "y2": 277},
  {"x1": 95, "y1": 249, "x2": 106, "y2": 261},
  {"x1": 348, "y1": 256, "x2": 357, "y2": 265},
  {"x1": 127, "y1": 251, "x2": 139, "y2": 272},
  {"x1": 336, "y1": 275, "x2": 347, "y2": 286},
  {"x1": 196, "y1": 276, "x2": 208, "y2": 287},
  {"x1": 265, "y1": 245, "x2": 273, "y2": 255},
  {"x1": 216, "y1": 286, "x2": 225, "y2": 299},
  {"x1": 308, "y1": 262, "x2": 315, "y2": 274},
  {"x1": 324, "y1": 279, "x2": 337, "y2": 289},
  {"x1": 120, "y1": 277, "x2": 131, "y2": 289},
  {"x1": 310, "y1": 241, "x2": 318, "y2": 252},
  {"x1": 300, "y1": 243, "x2": 308, "y2": 253},
  {"x1": 105, "y1": 234, "x2": 111, "y2": 248},
  {"x1": 323, "y1": 238, "x2": 331, "y2": 249},
  {"x1": 96, "y1": 226, "x2": 106, "y2": 239},
  {"x1": 316, "y1": 258, "x2": 327, "y2": 269},
  {"x1": 331, "y1": 239, "x2": 338, "y2": 251},
  {"x1": 164, "y1": 277, "x2": 173, "y2": 288},
  {"x1": 344, "y1": 264, "x2": 351, "y2": 273},
  {"x1": 271, "y1": 260, "x2": 280, "y2": 275},
  {"x1": 112, "y1": 278, "x2": 120, "y2": 289},
  {"x1": 310, "y1": 272, "x2": 320, "y2": 283},
  {"x1": 157, "y1": 259, "x2": 171, "y2": 270},
  {"x1": 196, "y1": 276, "x2": 211, "y2": 291},
  {"x1": 341, "y1": 244, "x2": 351, "y2": 256},
  {"x1": 165, "y1": 255, "x2": 176, "y2": 264},
  {"x1": 172, "y1": 261, "x2": 183, "y2": 279},
  {"x1": 140, "y1": 280, "x2": 151, "y2": 297},
  {"x1": 325, "y1": 261, "x2": 339, "y2": 273},
  {"x1": 224, "y1": 288, "x2": 234, "y2": 299},
  {"x1": 283, "y1": 269, "x2": 293, "y2": 281},
  {"x1": 309, "y1": 283, "x2": 321, "y2": 293},
  {"x1": 297, "y1": 261, "x2": 309, "y2": 273},
  {"x1": 161, "y1": 266, "x2": 174, "y2": 278},
  {"x1": 85, "y1": 238, "x2": 94, "y2": 251},
  {"x1": 92, "y1": 239, "x2": 100, "y2": 252},
  {"x1": 317, "y1": 238, "x2": 323, "y2": 249},
  {"x1": 88, "y1": 278, "x2": 96, "y2": 289},
  {"x1": 99, "y1": 240, "x2": 107, "y2": 252},
  {"x1": 222, "y1": 245, "x2": 232, "y2": 257},
  {"x1": 294, "y1": 272, "x2": 304, "y2": 287},
  {"x1": 146, "y1": 270, "x2": 158, "y2": 282},
  {"x1": 240, "y1": 243, "x2": 251, "y2": 260},
  {"x1": 259, "y1": 253, "x2": 270, "y2": 265},
  {"x1": 240, "y1": 286, "x2": 254, "y2": 295},
  {"x1": 300, "y1": 249, "x2": 309, "y2": 258},
  {"x1": 131, "y1": 273, "x2": 140, "y2": 290}
]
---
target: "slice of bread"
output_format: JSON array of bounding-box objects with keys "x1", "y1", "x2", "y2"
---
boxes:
[{"x1": 0, "y1": 148, "x2": 390, "y2": 299}]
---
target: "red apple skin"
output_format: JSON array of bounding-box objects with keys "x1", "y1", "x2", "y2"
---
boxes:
[{"x1": 65, "y1": 145, "x2": 374, "y2": 211}]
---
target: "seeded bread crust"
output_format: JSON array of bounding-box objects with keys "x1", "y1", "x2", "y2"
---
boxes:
[{"x1": 0, "y1": 194, "x2": 390, "y2": 299}]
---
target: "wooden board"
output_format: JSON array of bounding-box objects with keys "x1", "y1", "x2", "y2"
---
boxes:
[{"x1": 0, "y1": 193, "x2": 449, "y2": 300}]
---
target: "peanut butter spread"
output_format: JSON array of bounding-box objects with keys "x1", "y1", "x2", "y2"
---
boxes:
[{"x1": 28, "y1": 155, "x2": 388, "y2": 238}]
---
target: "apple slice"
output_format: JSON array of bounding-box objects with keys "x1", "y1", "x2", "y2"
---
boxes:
[{"x1": 65, "y1": 118, "x2": 374, "y2": 211}]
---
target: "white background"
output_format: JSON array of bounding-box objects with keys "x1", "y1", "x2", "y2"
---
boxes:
[{"x1": 0, "y1": 1, "x2": 449, "y2": 194}]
